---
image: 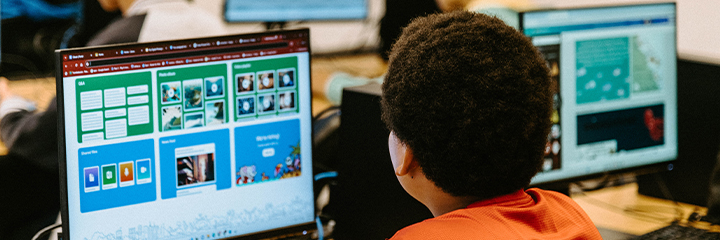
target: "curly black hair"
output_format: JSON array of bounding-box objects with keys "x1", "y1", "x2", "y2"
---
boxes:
[{"x1": 381, "y1": 11, "x2": 552, "y2": 199}]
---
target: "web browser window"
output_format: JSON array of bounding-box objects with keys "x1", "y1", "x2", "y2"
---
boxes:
[{"x1": 57, "y1": 29, "x2": 315, "y2": 240}]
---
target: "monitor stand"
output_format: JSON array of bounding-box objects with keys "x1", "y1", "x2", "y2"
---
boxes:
[
  {"x1": 535, "y1": 181, "x2": 571, "y2": 196},
  {"x1": 264, "y1": 22, "x2": 287, "y2": 30}
]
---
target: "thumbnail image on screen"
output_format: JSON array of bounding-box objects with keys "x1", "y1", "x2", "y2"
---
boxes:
[{"x1": 176, "y1": 144, "x2": 216, "y2": 187}]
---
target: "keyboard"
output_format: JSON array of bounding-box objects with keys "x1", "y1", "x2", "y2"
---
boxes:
[{"x1": 634, "y1": 223, "x2": 720, "y2": 240}]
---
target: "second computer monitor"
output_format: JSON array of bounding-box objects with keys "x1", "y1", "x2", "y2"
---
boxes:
[{"x1": 521, "y1": 3, "x2": 678, "y2": 184}]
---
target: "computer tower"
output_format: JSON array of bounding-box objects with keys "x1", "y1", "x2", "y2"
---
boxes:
[
  {"x1": 637, "y1": 58, "x2": 720, "y2": 206},
  {"x1": 325, "y1": 83, "x2": 433, "y2": 239}
]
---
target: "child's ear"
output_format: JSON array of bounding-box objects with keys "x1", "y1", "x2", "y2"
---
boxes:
[{"x1": 395, "y1": 146, "x2": 419, "y2": 176}]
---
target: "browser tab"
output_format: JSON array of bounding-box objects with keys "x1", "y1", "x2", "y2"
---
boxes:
[
  {"x1": 145, "y1": 47, "x2": 164, "y2": 53},
  {"x1": 262, "y1": 35, "x2": 279, "y2": 41},
  {"x1": 193, "y1": 42, "x2": 212, "y2": 48}
]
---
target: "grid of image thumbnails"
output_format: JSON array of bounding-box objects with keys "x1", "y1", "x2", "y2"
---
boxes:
[
  {"x1": 236, "y1": 68, "x2": 297, "y2": 119},
  {"x1": 161, "y1": 76, "x2": 226, "y2": 131},
  {"x1": 159, "y1": 68, "x2": 297, "y2": 132}
]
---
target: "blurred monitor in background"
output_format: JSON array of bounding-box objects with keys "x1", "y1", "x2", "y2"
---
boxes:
[{"x1": 224, "y1": 0, "x2": 367, "y2": 22}]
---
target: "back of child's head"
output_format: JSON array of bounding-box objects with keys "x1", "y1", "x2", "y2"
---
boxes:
[{"x1": 381, "y1": 11, "x2": 552, "y2": 200}]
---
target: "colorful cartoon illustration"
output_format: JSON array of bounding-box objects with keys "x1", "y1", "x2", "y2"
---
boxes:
[
  {"x1": 278, "y1": 141, "x2": 302, "y2": 179},
  {"x1": 285, "y1": 157, "x2": 295, "y2": 172},
  {"x1": 274, "y1": 164, "x2": 283, "y2": 178},
  {"x1": 234, "y1": 120, "x2": 303, "y2": 186},
  {"x1": 291, "y1": 142, "x2": 301, "y2": 172},
  {"x1": 235, "y1": 165, "x2": 257, "y2": 185}
]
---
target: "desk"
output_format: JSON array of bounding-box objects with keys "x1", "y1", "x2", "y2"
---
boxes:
[{"x1": 573, "y1": 182, "x2": 705, "y2": 237}]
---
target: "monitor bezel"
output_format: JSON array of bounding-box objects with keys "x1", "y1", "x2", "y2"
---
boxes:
[
  {"x1": 518, "y1": 2, "x2": 678, "y2": 186},
  {"x1": 55, "y1": 29, "x2": 316, "y2": 240}
]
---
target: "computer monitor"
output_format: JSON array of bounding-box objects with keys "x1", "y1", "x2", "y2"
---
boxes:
[
  {"x1": 56, "y1": 29, "x2": 315, "y2": 239},
  {"x1": 520, "y1": 3, "x2": 677, "y2": 185},
  {"x1": 224, "y1": 0, "x2": 367, "y2": 22}
]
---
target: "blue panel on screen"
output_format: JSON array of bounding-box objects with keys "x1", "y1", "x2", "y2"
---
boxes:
[
  {"x1": 159, "y1": 129, "x2": 232, "y2": 199},
  {"x1": 234, "y1": 119, "x2": 302, "y2": 185},
  {"x1": 78, "y1": 139, "x2": 156, "y2": 213}
]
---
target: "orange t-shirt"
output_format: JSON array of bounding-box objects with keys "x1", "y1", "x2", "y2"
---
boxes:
[{"x1": 389, "y1": 188, "x2": 602, "y2": 240}]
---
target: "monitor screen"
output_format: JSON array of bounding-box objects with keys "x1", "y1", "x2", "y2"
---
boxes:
[
  {"x1": 520, "y1": 3, "x2": 678, "y2": 184},
  {"x1": 56, "y1": 29, "x2": 315, "y2": 239},
  {"x1": 224, "y1": 0, "x2": 367, "y2": 22}
]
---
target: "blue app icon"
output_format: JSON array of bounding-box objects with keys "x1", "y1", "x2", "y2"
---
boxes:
[
  {"x1": 84, "y1": 166, "x2": 100, "y2": 192},
  {"x1": 136, "y1": 159, "x2": 152, "y2": 184}
]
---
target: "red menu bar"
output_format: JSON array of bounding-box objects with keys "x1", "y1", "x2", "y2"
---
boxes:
[{"x1": 61, "y1": 31, "x2": 309, "y2": 77}]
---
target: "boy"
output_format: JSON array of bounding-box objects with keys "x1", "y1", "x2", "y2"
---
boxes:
[{"x1": 381, "y1": 11, "x2": 602, "y2": 239}]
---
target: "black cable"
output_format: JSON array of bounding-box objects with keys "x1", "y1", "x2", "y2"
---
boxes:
[
  {"x1": 654, "y1": 172, "x2": 685, "y2": 221},
  {"x1": 31, "y1": 223, "x2": 61, "y2": 240}
]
